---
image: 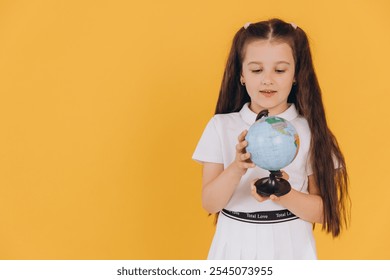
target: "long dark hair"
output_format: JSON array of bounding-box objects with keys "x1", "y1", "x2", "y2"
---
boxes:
[{"x1": 216, "y1": 18, "x2": 350, "y2": 237}]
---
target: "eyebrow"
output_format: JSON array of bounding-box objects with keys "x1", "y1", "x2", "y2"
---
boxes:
[{"x1": 247, "y1": 61, "x2": 291, "y2": 66}]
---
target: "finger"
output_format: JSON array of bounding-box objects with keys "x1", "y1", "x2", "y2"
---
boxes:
[
  {"x1": 270, "y1": 195, "x2": 280, "y2": 202},
  {"x1": 280, "y1": 170, "x2": 290, "y2": 180},
  {"x1": 237, "y1": 130, "x2": 248, "y2": 142},
  {"x1": 251, "y1": 184, "x2": 268, "y2": 202},
  {"x1": 250, "y1": 179, "x2": 259, "y2": 186},
  {"x1": 238, "y1": 162, "x2": 254, "y2": 170},
  {"x1": 243, "y1": 162, "x2": 256, "y2": 169},
  {"x1": 250, "y1": 185, "x2": 261, "y2": 201},
  {"x1": 244, "y1": 155, "x2": 254, "y2": 165},
  {"x1": 240, "y1": 152, "x2": 251, "y2": 161},
  {"x1": 254, "y1": 193, "x2": 268, "y2": 202},
  {"x1": 236, "y1": 141, "x2": 248, "y2": 153}
]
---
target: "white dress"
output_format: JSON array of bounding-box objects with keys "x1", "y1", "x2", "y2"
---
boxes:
[{"x1": 192, "y1": 103, "x2": 317, "y2": 259}]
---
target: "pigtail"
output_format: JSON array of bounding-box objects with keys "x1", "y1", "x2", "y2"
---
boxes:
[
  {"x1": 215, "y1": 29, "x2": 250, "y2": 114},
  {"x1": 293, "y1": 26, "x2": 350, "y2": 237}
]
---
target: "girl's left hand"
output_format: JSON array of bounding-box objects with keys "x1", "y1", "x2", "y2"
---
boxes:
[{"x1": 250, "y1": 171, "x2": 290, "y2": 203}]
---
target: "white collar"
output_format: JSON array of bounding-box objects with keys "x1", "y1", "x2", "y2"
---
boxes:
[{"x1": 239, "y1": 102, "x2": 299, "y2": 125}]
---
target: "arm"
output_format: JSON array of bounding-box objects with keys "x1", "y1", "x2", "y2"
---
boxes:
[
  {"x1": 274, "y1": 175, "x2": 323, "y2": 224},
  {"x1": 202, "y1": 130, "x2": 255, "y2": 214},
  {"x1": 251, "y1": 175, "x2": 324, "y2": 224}
]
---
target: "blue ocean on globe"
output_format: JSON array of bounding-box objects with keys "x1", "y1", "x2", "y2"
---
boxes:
[{"x1": 245, "y1": 116, "x2": 300, "y2": 171}]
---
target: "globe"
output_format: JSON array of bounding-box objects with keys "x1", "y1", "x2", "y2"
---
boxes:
[{"x1": 245, "y1": 115, "x2": 300, "y2": 171}]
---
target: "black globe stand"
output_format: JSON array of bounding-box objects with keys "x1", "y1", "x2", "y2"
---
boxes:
[{"x1": 254, "y1": 170, "x2": 291, "y2": 197}]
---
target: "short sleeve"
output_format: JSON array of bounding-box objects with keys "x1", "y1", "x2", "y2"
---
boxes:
[
  {"x1": 192, "y1": 117, "x2": 223, "y2": 164},
  {"x1": 306, "y1": 153, "x2": 341, "y2": 176}
]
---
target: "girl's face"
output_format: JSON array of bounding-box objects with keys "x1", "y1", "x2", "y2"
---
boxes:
[{"x1": 241, "y1": 40, "x2": 295, "y2": 115}]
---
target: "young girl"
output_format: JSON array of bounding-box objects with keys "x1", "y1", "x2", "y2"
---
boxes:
[{"x1": 193, "y1": 18, "x2": 350, "y2": 259}]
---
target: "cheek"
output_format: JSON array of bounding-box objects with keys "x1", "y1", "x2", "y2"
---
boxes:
[
  {"x1": 279, "y1": 76, "x2": 294, "y2": 88},
  {"x1": 246, "y1": 82, "x2": 260, "y2": 94},
  {"x1": 247, "y1": 72, "x2": 263, "y2": 83}
]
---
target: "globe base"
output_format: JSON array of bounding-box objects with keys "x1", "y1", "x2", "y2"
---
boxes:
[{"x1": 254, "y1": 170, "x2": 291, "y2": 197}]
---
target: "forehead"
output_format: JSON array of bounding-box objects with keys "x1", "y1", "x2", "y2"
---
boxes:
[{"x1": 243, "y1": 40, "x2": 294, "y2": 64}]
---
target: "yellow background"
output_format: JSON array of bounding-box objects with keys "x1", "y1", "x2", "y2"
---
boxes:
[{"x1": 0, "y1": 0, "x2": 389, "y2": 259}]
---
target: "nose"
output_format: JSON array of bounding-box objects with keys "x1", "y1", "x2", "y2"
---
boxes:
[{"x1": 261, "y1": 71, "x2": 274, "y2": 85}]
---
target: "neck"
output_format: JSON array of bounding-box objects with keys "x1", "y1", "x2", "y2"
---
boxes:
[{"x1": 249, "y1": 103, "x2": 290, "y2": 116}]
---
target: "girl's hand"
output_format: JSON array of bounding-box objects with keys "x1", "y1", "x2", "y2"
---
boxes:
[
  {"x1": 250, "y1": 171, "x2": 290, "y2": 203},
  {"x1": 233, "y1": 130, "x2": 255, "y2": 175}
]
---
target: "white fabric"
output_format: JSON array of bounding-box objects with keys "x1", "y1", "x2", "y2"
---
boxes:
[{"x1": 192, "y1": 103, "x2": 317, "y2": 259}]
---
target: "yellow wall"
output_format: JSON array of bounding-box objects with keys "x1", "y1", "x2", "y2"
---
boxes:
[{"x1": 0, "y1": 0, "x2": 389, "y2": 259}]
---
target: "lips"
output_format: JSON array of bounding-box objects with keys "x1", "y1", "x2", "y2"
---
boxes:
[{"x1": 260, "y1": 90, "x2": 276, "y2": 97}]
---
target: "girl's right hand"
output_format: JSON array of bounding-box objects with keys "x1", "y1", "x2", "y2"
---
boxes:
[{"x1": 233, "y1": 130, "x2": 256, "y2": 175}]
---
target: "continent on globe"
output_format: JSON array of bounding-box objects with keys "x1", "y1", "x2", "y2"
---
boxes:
[
  {"x1": 245, "y1": 110, "x2": 300, "y2": 196},
  {"x1": 246, "y1": 116, "x2": 300, "y2": 171}
]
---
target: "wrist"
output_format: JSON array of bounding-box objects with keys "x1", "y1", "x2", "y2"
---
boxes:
[
  {"x1": 229, "y1": 161, "x2": 246, "y2": 177},
  {"x1": 271, "y1": 188, "x2": 295, "y2": 206}
]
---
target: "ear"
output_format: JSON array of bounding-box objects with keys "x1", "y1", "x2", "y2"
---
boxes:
[{"x1": 240, "y1": 74, "x2": 245, "y2": 85}]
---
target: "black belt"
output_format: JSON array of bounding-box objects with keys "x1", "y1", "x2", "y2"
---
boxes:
[{"x1": 221, "y1": 209, "x2": 298, "y2": 224}]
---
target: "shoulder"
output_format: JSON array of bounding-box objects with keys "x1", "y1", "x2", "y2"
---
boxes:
[
  {"x1": 193, "y1": 112, "x2": 245, "y2": 164},
  {"x1": 291, "y1": 115, "x2": 311, "y2": 136},
  {"x1": 196, "y1": 111, "x2": 244, "y2": 141},
  {"x1": 205, "y1": 111, "x2": 249, "y2": 147},
  {"x1": 212, "y1": 111, "x2": 241, "y2": 122},
  {"x1": 210, "y1": 112, "x2": 244, "y2": 129}
]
